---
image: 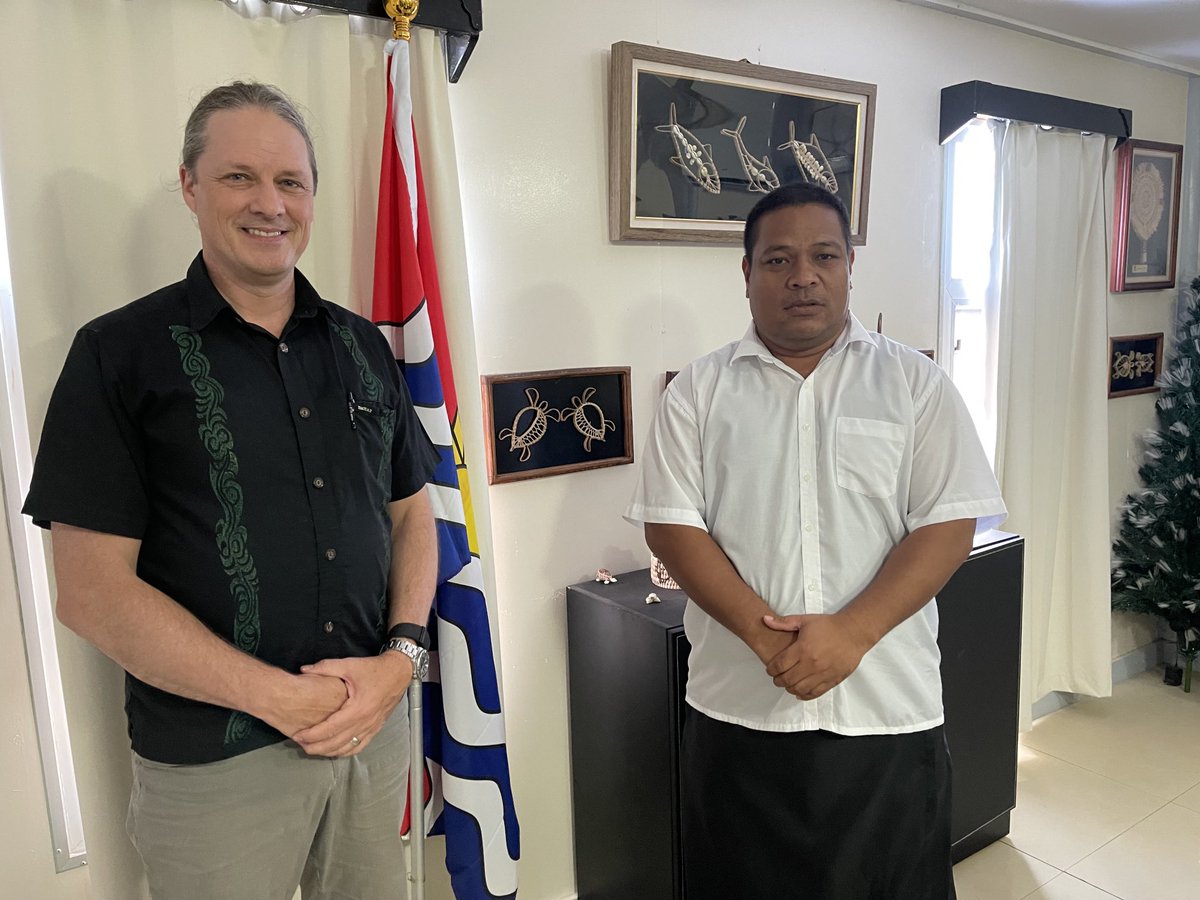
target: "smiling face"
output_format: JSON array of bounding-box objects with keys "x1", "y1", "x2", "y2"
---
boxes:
[
  {"x1": 741, "y1": 202, "x2": 855, "y2": 371},
  {"x1": 180, "y1": 106, "x2": 314, "y2": 298}
]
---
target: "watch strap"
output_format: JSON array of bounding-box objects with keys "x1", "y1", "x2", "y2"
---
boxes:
[{"x1": 385, "y1": 622, "x2": 431, "y2": 650}]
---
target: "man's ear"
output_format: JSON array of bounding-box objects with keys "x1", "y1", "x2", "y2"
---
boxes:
[
  {"x1": 848, "y1": 248, "x2": 856, "y2": 274},
  {"x1": 180, "y1": 165, "x2": 197, "y2": 214},
  {"x1": 742, "y1": 256, "x2": 751, "y2": 297}
]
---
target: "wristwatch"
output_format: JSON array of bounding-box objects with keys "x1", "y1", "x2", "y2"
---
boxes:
[{"x1": 382, "y1": 637, "x2": 430, "y2": 681}]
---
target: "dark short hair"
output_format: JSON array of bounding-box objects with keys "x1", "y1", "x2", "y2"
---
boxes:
[
  {"x1": 743, "y1": 183, "x2": 852, "y2": 260},
  {"x1": 181, "y1": 82, "x2": 318, "y2": 192}
]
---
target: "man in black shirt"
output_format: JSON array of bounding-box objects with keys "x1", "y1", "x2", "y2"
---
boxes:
[{"x1": 23, "y1": 82, "x2": 439, "y2": 898}]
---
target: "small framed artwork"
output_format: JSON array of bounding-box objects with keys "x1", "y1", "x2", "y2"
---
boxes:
[
  {"x1": 1111, "y1": 140, "x2": 1183, "y2": 292},
  {"x1": 609, "y1": 42, "x2": 875, "y2": 245},
  {"x1": 1108, "y1": 333, "x2": 1163, "y2": 398},
  {"x1": 482, "y1": 367, "x2": 633, "y2": 484}
]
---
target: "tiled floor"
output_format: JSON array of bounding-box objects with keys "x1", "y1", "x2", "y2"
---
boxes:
[{"x1": 953, "y1": 669, "x2": 1200, "y2": 900}]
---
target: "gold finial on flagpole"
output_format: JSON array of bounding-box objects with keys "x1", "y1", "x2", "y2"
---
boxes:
[{"x1": 385, "y1": 0, "x2": 420, "y2": 41}]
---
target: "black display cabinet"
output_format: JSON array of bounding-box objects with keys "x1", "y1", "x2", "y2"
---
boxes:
[{"x1": 566, "y1": 530, "x2": 1023, "y2": 898}]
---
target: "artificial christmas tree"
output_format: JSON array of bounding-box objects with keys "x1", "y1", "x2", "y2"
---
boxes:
[{"x1": 1112, "y1": 275, "x2": 1200, "y2": 691}]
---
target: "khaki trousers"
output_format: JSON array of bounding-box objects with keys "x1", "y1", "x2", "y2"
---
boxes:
[{"x1": 127, "y1": 699, "x2": 409, "y2": 900}]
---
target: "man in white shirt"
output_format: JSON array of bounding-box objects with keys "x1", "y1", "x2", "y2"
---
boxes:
[{"x1": 625, "y1": 183, "x2": 1006, "y2": 898}]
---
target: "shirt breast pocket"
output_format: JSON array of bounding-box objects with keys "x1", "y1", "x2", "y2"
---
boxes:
[
  {"x1": 835, "y1": 417, "x2": 906, "y2": 498},
  {"x1": 352, "y1": 399, "x2": 398, "y2": 497}
]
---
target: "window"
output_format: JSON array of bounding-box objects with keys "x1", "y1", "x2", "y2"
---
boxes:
[{"x1": 940, "y1": 117, "x2": 998, "y2": 462}]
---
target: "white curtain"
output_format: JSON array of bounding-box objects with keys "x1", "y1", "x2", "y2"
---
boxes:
[{"x1": 990, "y1": 121, "x2": 1115, "y2": 728}]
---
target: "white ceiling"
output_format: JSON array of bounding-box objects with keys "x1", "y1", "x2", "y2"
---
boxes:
[{"x1": 900, "y1": 0, "x2": 1200, "y2": 75}]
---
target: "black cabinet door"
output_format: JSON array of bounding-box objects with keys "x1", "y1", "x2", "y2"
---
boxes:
[
  {"x1": 567, "y1": 573, "x2": 688, "y2": 899},
  {"x1": 939, "y1": 532, "x2": 1024, "y2": 860}
]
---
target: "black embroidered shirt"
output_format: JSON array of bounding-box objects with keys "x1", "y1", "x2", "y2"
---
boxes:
[{"x1": 23, "y1": 254, "x2": 439, "y2": 764}]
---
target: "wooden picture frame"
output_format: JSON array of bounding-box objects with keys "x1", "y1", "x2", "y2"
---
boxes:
[
  {"x1": 1108, "y1": 333, "x2": 1163, "y2": 398},
  {"x1": 1111, "y1": 140, "x2": 1183, "y2": 292},
  {"x1": 482, "y1": 367, "x2": 633, "y2": 484},
  {"x1": 608, "y1": 42, "x2": 875, "y2": 246}
]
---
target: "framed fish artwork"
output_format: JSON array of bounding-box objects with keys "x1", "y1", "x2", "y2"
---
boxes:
[
  {"x1": 481, "y1": 367, "x2": 633, "y2": 484},
  {"x1": 1110, "y1": 139, "x2": 1183, "y2": 292},
  {"x1": 608, "y1": 42, "x2": 876, "y2": 245}
]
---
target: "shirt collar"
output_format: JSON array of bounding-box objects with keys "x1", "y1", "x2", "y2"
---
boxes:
[
  {"x1": 185, "y1": 252, "x2": 325, "y2": 332},
  {"x1": 731, "y1": 312, "x2": 875, "y2": 367}
]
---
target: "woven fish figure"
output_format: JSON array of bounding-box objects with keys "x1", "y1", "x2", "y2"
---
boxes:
[
  {"x1": 720, "y1": 115, "x2": 780, "y2": 193},
  {"x1": 778, "y1": 122, "x2": 838, "y2": 194},
  {"x1": 656, "y1": 102, "x2": 721, "y2": 194}
]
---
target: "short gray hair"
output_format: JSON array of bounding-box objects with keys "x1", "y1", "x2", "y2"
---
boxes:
[{"x1": 181, "y1": 82, "x2": 318, "y2": 192}]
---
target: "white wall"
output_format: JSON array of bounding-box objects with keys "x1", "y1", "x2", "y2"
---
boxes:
[
  {"x1": 0, "y1": 0, "x2": 1188, "y2": 898},
  {"x1": 447, "y1": 0, "x2": 1187, "y2": 895}
]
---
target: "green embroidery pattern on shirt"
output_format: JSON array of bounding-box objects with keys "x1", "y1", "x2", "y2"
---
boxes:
[
  {"x1": 333, "y1": 326, "x2": 398, "y2": 631},
  {"x1": 333, "y1": 324, "x2": 397, "y2": 489},
  {"x1": 170, "y1": 325, "x2": 261, "y2": 747}
]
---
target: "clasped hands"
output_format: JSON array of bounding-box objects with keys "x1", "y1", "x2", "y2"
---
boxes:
[
  {"x1": 760, "y1": 611, "x2": 875, "y2": 701},
  {"x1": 266, "y1": 652, "x2": 414, "y2": 758}
]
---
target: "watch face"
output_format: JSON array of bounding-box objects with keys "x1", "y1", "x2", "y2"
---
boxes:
[
  {"x1": 384, "y1": 639, "x2": 429, "y2": 681},
  {"x1": 396, "y1": 640, "x2": 429, "y2": 680}
]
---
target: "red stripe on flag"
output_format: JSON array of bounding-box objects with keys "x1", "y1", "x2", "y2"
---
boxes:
[
  {"x1": 371, "y1": 76, "x2": 424, "y2": 336},
  {"x1": 409, "y1": 139, "x2": 459, "y2": 422}
]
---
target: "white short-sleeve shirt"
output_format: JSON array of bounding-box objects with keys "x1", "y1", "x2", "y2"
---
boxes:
[{"x1": 625, "y1": 315, "x2": 1007, "y2": 735}]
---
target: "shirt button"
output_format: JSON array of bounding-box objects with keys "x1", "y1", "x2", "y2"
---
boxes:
[
  {"x1": 802, "y1": 473, "x2": 811, "y2": 482},
  {"x1": 299, "y1": 407, "x2": 311, "y2": 419},
  {"x1": 279, "y1": 342, "x2": 289, "y2": 353},
  {"x1": 802, "y1": 423, "x2": 811, "y2": 432},
  {"x1": 808, "y1": 582, "x2": 817, "y2": 592},
  {"x1": 325, "y1": 548, "x2": 337, "y2": 561},
  {"x1": 313, "y1": 477, "x2": 325, "y2": 489},
  {"x1": 323, "y1": 621, "x2": 334, "y2": 633},
  {"x1": 804, "y1": 524, "x2": 813, "y2": 533}
]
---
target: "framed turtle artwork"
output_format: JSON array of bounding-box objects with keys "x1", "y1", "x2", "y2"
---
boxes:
[
  {"x1": 608, "y1": 41, "x2": 876, "y2": 245},
  {"x1": 1108, "y1": 333, "x2": 1163, "y2": 398},
  {"x1": 1111, "y1": 139, "x2": 1183, "y2": 292},
  {"x1": 481, "y1": 367, "x2": 633, "y2": 484}
]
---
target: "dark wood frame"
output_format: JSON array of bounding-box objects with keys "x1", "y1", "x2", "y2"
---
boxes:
[
  {"x1": 1111, "y1": 140, "x2": 1183, "y2": 292},
  {"x1": 609, "y1": 42, "x2": 875, "y2": 245},
  {"x1": 482, "y1": 367, "x2": 633, "y2": 484},
  {"x1": 1108, "y1": 333, "x2": 1164, "y2": 398}
]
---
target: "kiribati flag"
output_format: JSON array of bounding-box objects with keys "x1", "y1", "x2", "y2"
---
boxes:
[{"x1": 372, "y1": 35, "x2": 520, "y2": 899}]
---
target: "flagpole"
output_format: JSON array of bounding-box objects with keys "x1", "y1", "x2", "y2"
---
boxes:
[
  {"x1": 408, "y1": 677, "x2": 425, "y2": 899},
  {"x1": 383, "y1": 7, "x2": 427, "y2": 898}
]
